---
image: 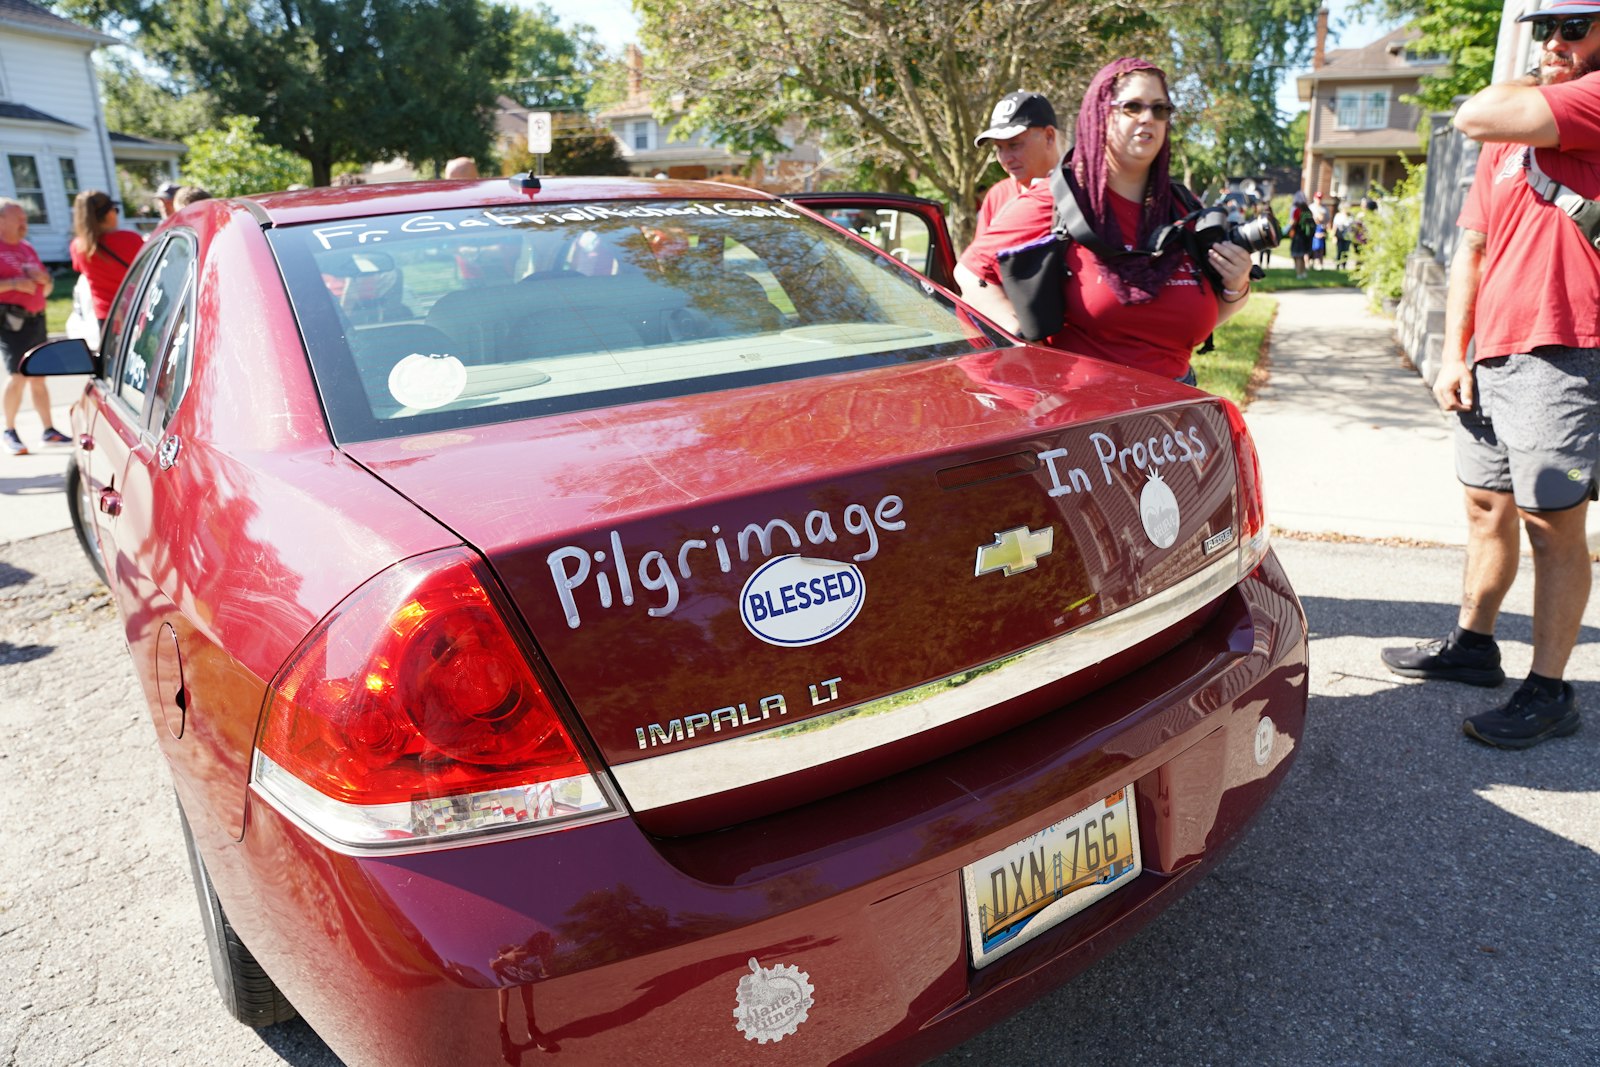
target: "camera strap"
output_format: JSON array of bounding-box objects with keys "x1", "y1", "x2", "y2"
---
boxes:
[
  {"x1": 1048, "y1": 162, "x2": 1199, "y2": 261},
  {"x1": 1524, "y1": 149, "x2": 1600, "y2": 252}
]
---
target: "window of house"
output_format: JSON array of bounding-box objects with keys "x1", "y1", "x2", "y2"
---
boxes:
[
  {"x1": 1334, "y1": 87, "x2": 1391, "y2": 130},
  {"x1": 630, "y1": 121, "x2": 651, "y2": 151},
  {"x1": 7, "y1": 155, "x2": 47, "y2": 224},
  {"x1": 60, "y1": 158, "x2": 80, "y2": 203}
]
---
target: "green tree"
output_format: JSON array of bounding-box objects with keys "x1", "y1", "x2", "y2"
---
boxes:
[
  {"x1": 633, "y1": 0, "x2": 1155, "y2": 247},
  {"x1": 1358, "y1": 0, "x2": 1499, "y2": 110},
  {"x1": 55, "y1": 0, "x2": 515, "y2": 185},
  {"x1": 1158, "y1": 0, "x2": 1323, "y2": 192},
  {"x1": 97, "y1": 50, "x2": 216, "y2": 143},
  {"x1": 502, "y1": 3, "x2": 605, "y2": 109},
  {"x1": 180, "y1": 115, "x2": 311, "y2": 196},
  {"x1": 1278, "y1": 109, "x2": 1310, "y2": 169}
]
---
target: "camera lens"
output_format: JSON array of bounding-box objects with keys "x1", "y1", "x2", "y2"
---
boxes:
[{"x1": 1228, "y1": 214, "x2": 1280, "y2": 254}]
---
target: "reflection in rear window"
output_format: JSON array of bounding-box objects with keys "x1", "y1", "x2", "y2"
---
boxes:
[{"x1": 268, "y1": 200, "x2": 999, "y2": 442}]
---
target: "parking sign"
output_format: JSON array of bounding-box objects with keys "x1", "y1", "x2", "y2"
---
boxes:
[{"x1": 528, "y1": 112, "x2": 552, "y2": 156}]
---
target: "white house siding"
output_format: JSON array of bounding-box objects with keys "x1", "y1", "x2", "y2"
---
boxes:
[{"x1": 0, "y1": 26, "x2": 116, "y2": 261}]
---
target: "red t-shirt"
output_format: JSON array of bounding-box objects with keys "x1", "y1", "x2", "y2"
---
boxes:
[
  {"x1": 959, "y1": 182, "x2": 1217, "y2": 378},
  {"x1": 0, "y1": 238, "x2": 48, "y2": 315},
  {"x1": 1457, "y1": 71, "x2": 1600, "y2": 361},
  {"x1": 70, "y1": 229, "x2": 145, "y2": 319},
  {"x1": 974, "y1": 177, "x2": 1024, "y2": 242}
]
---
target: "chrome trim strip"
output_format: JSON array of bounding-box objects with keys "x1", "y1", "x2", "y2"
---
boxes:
[{"x1": 613, "y1": 544, "x2": 1250, "y2": 813}]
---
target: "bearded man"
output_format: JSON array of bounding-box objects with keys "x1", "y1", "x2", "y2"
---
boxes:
[{"x1": 1382, "y1": 0, "x2": 1600, "y2": 748}]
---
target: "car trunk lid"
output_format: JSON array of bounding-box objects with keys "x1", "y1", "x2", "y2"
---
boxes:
[{"x1": 345, "y1": 348, "x2": 1244, "y2": 835}]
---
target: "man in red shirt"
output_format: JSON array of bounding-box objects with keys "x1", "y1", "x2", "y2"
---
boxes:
[
  {"x1": 970, "y1": 91, "x2": 1061, "y2": 246},
  {"x1": 1382, "y1": 0, "x2": 1600, "y2": 748},
  {"x1": 0, "y1": 199, "x2": 66, "y2": 456}
]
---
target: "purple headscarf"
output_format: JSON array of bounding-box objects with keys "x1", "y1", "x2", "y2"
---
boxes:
[{"x1": 1069, "y1": 57, "x2": 1184, "y2": 305}]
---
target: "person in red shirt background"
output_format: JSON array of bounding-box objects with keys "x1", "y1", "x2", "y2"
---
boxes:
[
  {"x1": 1, "y1": 198, "x2": 66, "y2": 455},
  {"x1": 956, "y1": 57, "x2": 1254, "y2": 385},
  {"x1": 1382, "y1": 0, "x2": 1600, "y2": 748},
  {"x1": 969, "y1": 91, "x2": 1062, "y2": 246},
  {"x1": 70, "y1": 190, "x2": 145, "y2": 335}
]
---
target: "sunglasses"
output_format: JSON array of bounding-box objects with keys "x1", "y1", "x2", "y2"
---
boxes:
[
  {"x1": 1530, "y1": 16, "x2": 1596, "y2": 43},
  {"x1": 1110, "y1": 99, "x2": 1176, "y2": 121}
]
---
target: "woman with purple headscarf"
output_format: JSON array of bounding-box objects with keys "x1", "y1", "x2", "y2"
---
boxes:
[{"x1": 957, "y1": 58, "x2": 1256, "y2": 384}]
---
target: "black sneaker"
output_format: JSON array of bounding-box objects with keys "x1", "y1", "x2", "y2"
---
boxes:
[
  {"x1": 1463, "y1": 683, "x2": 1581, "y2": 749},
  {"x1": 1381, "y1": 635, "x2": 1505, "y2": 687}
]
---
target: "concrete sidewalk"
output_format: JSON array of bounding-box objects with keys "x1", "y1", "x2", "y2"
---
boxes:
[
  {"x1": 1, "y1": 374, "x2": 86, "y2": 545},
  {"x1": 1245, "y1": 287, "x2": 1600, "y2": 550}
]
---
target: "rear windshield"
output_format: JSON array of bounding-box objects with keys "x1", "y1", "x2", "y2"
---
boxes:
[{"x1": 268, "y1": 199, "x2": 1002, "y2": 442}]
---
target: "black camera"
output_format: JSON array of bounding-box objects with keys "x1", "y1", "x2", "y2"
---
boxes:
[
  {"x1": 1190, "y1": 206, "x2": 1281, "y2": 255},
  {"x1": 1181, "y1": 206, "x2": 1280, "y2": 290}
]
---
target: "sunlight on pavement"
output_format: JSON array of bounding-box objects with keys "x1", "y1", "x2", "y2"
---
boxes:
[{"x1": 1475, "y1": 785, "x2": 1600, "y2": 856}]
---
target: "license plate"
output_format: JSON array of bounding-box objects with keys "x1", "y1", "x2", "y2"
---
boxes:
[{"x1": 962, "y1": 787, "x2": 1141, "y2": 968}]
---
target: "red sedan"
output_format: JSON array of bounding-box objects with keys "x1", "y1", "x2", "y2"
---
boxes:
[{"x1": 22, "y1": 176, "x2": 1306, "y2": 1064}]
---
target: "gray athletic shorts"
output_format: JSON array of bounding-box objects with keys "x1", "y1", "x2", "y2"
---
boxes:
[{"x1": 1455, "y1": 346, "x2": 1600, "y2": 512}]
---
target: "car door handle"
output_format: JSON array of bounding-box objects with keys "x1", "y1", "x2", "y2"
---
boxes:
[
  {"x1": 78, "y1": 433, "x2": 94, "y2": 451},
  {"x1": 98, "y1": 487, "x2": 122, "y2": 516}
]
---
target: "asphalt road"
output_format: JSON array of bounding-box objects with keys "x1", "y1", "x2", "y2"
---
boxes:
[{"x1": 2, "y1": 530, "x2": 1597, "y2": 1066}]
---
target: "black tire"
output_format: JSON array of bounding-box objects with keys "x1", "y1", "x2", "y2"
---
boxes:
[
  {"x1": 65, "y1": 459, "x2": 108, "y2": 586},
  {"x1": 178, "y1": 802, "x2": 298, "y2": 1028}
]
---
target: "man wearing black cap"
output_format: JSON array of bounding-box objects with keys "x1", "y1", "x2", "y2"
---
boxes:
[
  {"x1": 1382, "y1": 0, "x2": 1600, "y2": 749},
  {"x1": 155, "y1": 181, "x2": 180, "y2": 219},
  {"x1": 971, "y1": 91, "x2": 1062, "y2": 245}
]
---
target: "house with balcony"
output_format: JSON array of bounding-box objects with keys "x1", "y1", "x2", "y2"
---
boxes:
[
  {"x1": 0, "y1": 0, "x2": 183, "y2": 261},
  {"x1": 1296, "y1": 14, "x2": 1448, "y2": 202}
]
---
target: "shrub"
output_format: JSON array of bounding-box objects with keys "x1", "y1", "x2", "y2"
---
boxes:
[
  {"x1": 1349, "y1": 163, "x2": 1425, "y2": 312},
  {"x1": 181, "y1": 116, "x2": 311, "y2": 198}
]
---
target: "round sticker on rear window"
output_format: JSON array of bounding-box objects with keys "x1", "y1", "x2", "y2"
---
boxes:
[
  {"x1": 740, "y1": 555, "x2": 865, "y2": 647},
  {"x1": 388, "y1": 352, "x2": 466, "y2": 411}
]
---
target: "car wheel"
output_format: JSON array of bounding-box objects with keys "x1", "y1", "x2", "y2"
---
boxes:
[
  {"x1": 65, "y1": 460, "x2": 108, "y2": 586},
  {"x1": 178, "y1": 801, "x2": 298, "y2": 1028}
]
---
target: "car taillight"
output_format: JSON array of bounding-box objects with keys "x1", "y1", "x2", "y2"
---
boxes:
[
  {"x1": 1221, "y1": 398, "x2": 1270, "y2": 579},
  {"x1": 253, "y1": 547, "x2": 615, "y2": 850}
]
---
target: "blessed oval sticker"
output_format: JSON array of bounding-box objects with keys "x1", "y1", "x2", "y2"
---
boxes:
[{"x1": 740, "y1": 555, "x2": 865, "y2": 647}]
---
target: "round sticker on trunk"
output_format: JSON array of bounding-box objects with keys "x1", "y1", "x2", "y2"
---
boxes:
[{"x1": 740, "y1": 555, "x2": 865, "y2": 646}]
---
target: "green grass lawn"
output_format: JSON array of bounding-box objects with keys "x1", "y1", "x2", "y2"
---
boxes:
[
  {"x1": 1194, "y1": 294, "x2": 1276, "y2": 406},
  {"x1": 1253, "y1": 263, "x2": 1354, "y2": 291},
  {"x1": 46, "y1": 271, "x2": 76, "y2": 337}
]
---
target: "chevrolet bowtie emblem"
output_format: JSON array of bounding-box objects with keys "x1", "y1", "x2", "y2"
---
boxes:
[{"x1": 975, "y1": 526, "x2": 1054, "y2": 577}]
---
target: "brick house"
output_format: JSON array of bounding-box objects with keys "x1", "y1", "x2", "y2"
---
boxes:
[{"x1": 1295, "y1": 13, "x2": 1448, "y2": 201}]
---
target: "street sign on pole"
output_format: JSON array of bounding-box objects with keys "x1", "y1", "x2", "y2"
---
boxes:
[{"x1": 528, "y1": 112, "x2": 553, "y2": 156}]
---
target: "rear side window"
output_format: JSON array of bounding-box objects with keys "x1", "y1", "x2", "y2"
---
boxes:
[
  {"x1": 270, "y1": 199, "x2": 1000, "y2": 442},
  {"x1": 111, "y1": 235, "x2": 195, "y2": 423}
]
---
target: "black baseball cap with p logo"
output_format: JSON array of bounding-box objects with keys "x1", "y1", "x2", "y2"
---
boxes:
[{"x1": 976, "y1": 91, "x2": 1058, "y2": 147}]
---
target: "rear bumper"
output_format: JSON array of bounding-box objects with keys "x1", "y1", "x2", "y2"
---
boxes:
[{"x1": 209, "y1": 549, "x2": 1307, "y2": 1065}]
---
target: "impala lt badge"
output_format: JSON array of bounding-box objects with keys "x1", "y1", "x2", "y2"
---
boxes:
[{"x1": 975, "y1": 526, "x2": 1054, "y2": 577}]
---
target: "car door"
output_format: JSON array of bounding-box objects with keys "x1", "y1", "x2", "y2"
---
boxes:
[
  {"x1": 78, "y1": 235, "x2": 170, "y2": 595},
  {"x1": 88, "y1": 233, "x2": 199, "y2": 739},
  {"x1": 784, "y1": 192, "x2": 958, "y2": 291}
]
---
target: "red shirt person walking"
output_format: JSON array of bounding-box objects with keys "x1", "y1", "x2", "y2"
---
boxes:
[
  {"x1": 70, "y1": 190, "x2": 145, "y2": 331},
  {"x1": 0, "y1": 197, "x2": 67, "y2": 455}
]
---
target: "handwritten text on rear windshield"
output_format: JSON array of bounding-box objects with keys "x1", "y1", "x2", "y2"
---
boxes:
[{"x1": 311, "y1": 202, "x2": 803, "y2": 250}]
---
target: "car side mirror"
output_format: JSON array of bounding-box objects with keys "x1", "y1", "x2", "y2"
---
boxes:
[{"x1": 19, "y1": 338, "x2": 98, "y2": 377}]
